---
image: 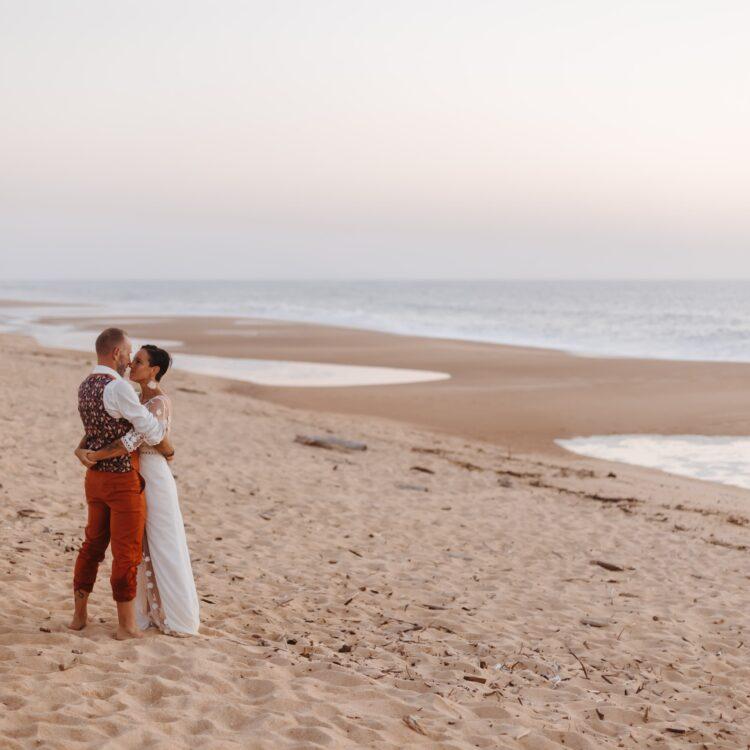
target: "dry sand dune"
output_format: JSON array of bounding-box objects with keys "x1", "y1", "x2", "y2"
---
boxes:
[{"x1": 1, "y1": 333, "x2": 749, "y2": 748}]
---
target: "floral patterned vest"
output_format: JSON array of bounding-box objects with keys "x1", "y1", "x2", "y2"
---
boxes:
[{"x1": 78, "y1": 373, "x2": 133, "y2": 473}]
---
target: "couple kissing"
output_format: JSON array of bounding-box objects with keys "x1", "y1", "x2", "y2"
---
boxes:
[{"x1": 69, "y1": 327, "x2": 199, "y2": 640}]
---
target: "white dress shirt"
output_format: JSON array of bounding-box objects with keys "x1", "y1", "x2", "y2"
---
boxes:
[{"x1": 92, "y1": 365, "x2": 166, "y2": 446}]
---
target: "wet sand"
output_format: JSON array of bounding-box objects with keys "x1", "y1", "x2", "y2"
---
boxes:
[{"x1": 35, "y1": 313, "x2": 750, "y2": 454}]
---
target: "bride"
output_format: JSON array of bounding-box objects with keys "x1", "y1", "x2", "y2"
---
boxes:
[{"x1": 75, "y1": 345, "x2": 200, "y2": 636}]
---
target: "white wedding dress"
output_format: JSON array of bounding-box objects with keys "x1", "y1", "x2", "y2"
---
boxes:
[{"x1": 123, "y1": 395, "x2": 200, "y2": 636}]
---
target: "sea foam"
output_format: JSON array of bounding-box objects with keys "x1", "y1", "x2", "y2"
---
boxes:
[{"x1": 558, "y1": 434, "x2": 750, "y2": 491}]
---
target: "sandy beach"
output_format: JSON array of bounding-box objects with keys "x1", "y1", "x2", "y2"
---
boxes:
[{"x1": 2, "y1": 329, "x2": 750, "y2": 748}]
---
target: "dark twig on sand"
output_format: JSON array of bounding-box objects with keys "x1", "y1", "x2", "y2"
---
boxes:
[
  {"x1": 568, "y1": 648, "x2": 590, "y2": 679},
  {"x1": 590, "y1": 560, "x2": 626, "y2": 572}
]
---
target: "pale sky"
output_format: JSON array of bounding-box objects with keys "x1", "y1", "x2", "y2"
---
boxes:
[{"x1": 1, "y1": 1, "x2": 749, "y2": 280}]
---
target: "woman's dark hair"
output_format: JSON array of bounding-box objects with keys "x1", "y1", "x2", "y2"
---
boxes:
[{"x1": 142, "y1": 344, "x2": 172, "y2": 382}]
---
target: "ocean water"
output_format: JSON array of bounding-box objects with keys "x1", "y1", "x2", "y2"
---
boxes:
[{"x1": 2, "y1": 279, "x2": 750, "y2": 362}]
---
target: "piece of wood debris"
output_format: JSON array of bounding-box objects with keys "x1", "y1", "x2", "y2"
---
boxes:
[
  {"x1": 452, "y1": 460, "x2": 483, "y2": 471},
  {"x1": 727, "y1": 515, "x2": 748, "y2": 526},
  {"x1": 581, "y1": 617, "x2": 609, "y2": 628},
  {"x1": 590, "y1": 560, "x2": 625, "y2": 572},
  {"x1": 17, "y1": 509, "x2": 43, "y2": 518},
  {"x1": 295, "y1": 435, "x2": 367, "y2": 452},
  {"x1": 568, "y1": 648, "x2": 590, "y2": 679},
  {"x1": 705, "y1": 537, "x2": 748, "y2": 551},
  {"x1": 402, "y1": 715, "x2": 428, "y2": 736}
]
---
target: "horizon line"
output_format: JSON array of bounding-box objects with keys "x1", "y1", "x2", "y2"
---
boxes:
[{"x1": 5, "y1": 277, "x2": 750, "y2": 284}]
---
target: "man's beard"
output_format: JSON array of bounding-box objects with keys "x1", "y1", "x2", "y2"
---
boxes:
[{"x1": 116, "y1": 361, "x2": 129, "y2": 376}]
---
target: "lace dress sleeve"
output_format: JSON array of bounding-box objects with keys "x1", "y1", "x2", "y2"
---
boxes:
[{"x1": 121, "y1": 396, "x2": 171, "y2": 452}]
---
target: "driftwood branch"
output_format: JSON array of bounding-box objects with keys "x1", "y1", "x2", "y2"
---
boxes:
[{"x1": 294, "y1": 434, "x2": 367, "y2": 452}]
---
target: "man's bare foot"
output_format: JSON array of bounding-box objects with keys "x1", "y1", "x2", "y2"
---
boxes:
[
  {"x1": 67, "y1": 613, "x2": 88, "y2": 630},
  {"x1": 115, "y1": 599, "x2": 141, "y2": 640},
  {"x1": 114, "y1": 626, "x2": 143, "y2": 640},
  {"x1": 68, "y1": 589, "x2": 89, "y2": 630}
]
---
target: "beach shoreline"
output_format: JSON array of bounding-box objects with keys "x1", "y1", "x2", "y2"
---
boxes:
[{"x1": 11, "y1": 307, "x2": 750, "y2": 457}]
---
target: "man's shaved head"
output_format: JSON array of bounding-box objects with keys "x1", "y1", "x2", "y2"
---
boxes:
[{"x1": 95, "y1": 327, "x2": 128, "y2": 357}]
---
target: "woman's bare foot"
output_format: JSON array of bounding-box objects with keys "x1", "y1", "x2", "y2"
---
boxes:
[{"x1": 114, "y1": 626, "x2": 143, "y2": 640}]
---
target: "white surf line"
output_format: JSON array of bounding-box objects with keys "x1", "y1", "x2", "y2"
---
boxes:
[
  {"x1": 558, "y1": 434, "x2": 750, "y2": 491},
  {"x1": 172, "y1": 352, "x2": 449, "y2": 388},
  {"x1": 5, "y1": 317, "x2": 450, "y2": 388}
]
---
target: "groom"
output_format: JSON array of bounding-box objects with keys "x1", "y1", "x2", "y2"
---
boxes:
[{"x1": 69, "y1": 327, "x2": 172, "y2": 639}]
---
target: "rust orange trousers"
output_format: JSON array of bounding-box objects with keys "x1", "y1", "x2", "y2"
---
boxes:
[{"x1": 73, "y1": 462, "x2": 146, "y2": 602}]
